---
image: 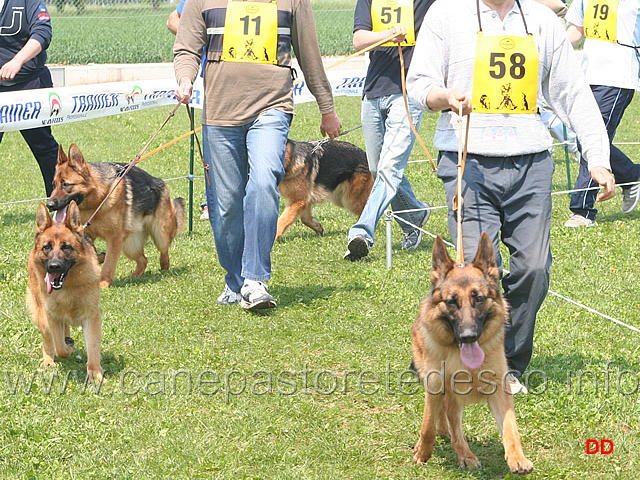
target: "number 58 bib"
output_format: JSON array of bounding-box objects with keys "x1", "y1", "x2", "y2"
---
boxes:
[{"x1": 472, "y1": 33, "x2": 538, "y2": 114}]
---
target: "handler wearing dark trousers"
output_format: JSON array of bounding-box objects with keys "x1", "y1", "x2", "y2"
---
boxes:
[
  {"x1": 564, "y1": 0, "x2": 640, "y2": 227},
  {"x1": 407, "y1": 0, "x2": 615, "y2": 394},
  {"x1": 0, "y1": 0, "x2": 58, "y2": 196}
]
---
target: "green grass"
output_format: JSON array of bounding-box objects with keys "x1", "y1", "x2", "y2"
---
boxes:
[
  {"x1": 1, "y1": 95, "x2": 639, "y2": 478},
  {"x1": 47, "y1": 0, "x2": 355, "y2": 64}
]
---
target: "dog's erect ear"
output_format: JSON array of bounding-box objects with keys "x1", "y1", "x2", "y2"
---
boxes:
[
  {"x1": 431, "y1": 235, "x2": 454, "y2": 284},
  {"x1": 57, "y1": 144, "x2": 68, "y2": 165},
  {"x1": 65, "y1": 200, "x2": 84, "y2": 233},
  {"x1": 68, "y1": 144, "x2": 88, "y2": 174},
  {"x1": 35, "y1": 202, "x2": 52, "y2": 234},
  {"x1": 472, "y1": 232, "x2": 499, "y2": 282}
]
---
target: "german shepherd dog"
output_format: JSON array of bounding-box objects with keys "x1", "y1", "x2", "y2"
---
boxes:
[
  {"x1": 411, "y1": 233, "x2": 533, "y2": 474},
  {"x1": 276, "y1": 139, "x2": 373, "y2": 240},
  {"x1": 27, "y1": 201, "x2": 103, "y2": 383},
  {"x1": 46, "y1": 144, "x2": 186, "y2": 288}
]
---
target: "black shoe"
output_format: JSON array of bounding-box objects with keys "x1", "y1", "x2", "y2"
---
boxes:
[{"x1": 343, "y1": 235, "x2": 370, "y2": 261}]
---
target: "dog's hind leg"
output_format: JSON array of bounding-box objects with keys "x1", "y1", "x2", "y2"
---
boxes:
[
  {"x1": 436, "y1": 399, "x2": 450, "y2": 438},
  {"x1": 299, "y1": 204, "x2": 324, "y2": 236},
  {"x1": 150, "y1": 197, "x2": 180, "y2": 271},
  {"x1": 276, "y1": 201, "x2": 307, "y2": 240},
  {"x1": 413, "y1": 392, "x2": 444, "y2": 465},
  {"x1": 123, "y1": 231, "x2": 148, "y2": 277},
  {"x1": 445, "y1": 398, "x2": 481, "y2": 469},
  {"x1": 488, "y1": 390, "x2": 533, "y2": 474}
]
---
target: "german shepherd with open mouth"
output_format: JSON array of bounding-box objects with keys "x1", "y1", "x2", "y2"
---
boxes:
[
  {"x1": 27, "y1": 201, "x2": 103, "y2": 383},
  {"x1": 411, "y1": 233, "x2": 533, "y2": 474},
  {"x1": 46, "y1": 144, "x2": 186, "y2": 288},
  {"x1": 276, "y1": 139, "x2": 373, "y2": 240}
]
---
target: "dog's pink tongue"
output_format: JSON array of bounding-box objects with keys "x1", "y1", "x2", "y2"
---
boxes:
[
  {"x1": 54, "y1": 206, "x2": 68, "y2": 223},
  {"x1": 45, "y1": 273, "x2": 54, "y2": 294},
  {"x1": 459, "y1": 341, "x2": 485, "y2": 370}
]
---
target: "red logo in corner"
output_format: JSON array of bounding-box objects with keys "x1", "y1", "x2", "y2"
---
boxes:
[{"x1": 586, "y1": 439, "x2": 614, "y2": 454}]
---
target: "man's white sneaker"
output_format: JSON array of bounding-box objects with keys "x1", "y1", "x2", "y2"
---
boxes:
[
  {"x1": 564, "y1": 214, "x2": 595, "y2": 228},
  {"x1": 622, "y1": 180, "x2": 640, "y2": 214},
  {"x1": 216, "y1": 284, "x2": 242, "y2": 305},
  {"x1": 506, "y1": 373, "x2": 528, "y2": 395},
  {"x1": 401, "y1": 205, "x2": 431, "y2": 250},
  {"x1": 241, "y1": 280, "x2": 276, "y2": 310}
]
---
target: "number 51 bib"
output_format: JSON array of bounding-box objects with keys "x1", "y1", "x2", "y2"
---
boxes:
[
  {"x1": 472, "y1": 33, "x2": 538, "y2": 114},
  {"x1": 371, "y1": 0, "x2": 415, "y2": 47},
  {"x1": 221, "y1": 0, "x2": 278, "y2": 64}
]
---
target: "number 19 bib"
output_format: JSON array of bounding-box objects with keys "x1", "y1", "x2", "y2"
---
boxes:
[
  {"x1": 584, "y1": 0, "x2": 619, "y2": 43},
  {"x1": 472, "y1": 33, "x2": 538, "y2": 114},
  {"x1": 221, "y1": 0, "x2": 278, "y2": 64}
]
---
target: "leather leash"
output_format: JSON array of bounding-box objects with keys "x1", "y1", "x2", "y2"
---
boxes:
[
  {"x1": 397, "y1": 44, "x2": 436, "y2": 172},
  {"x1": 83, "y1": 102, "x2": 182, "y2": 229},
  {"x1": 453, "y1": 104, "x2": 471, "y2": 265}
]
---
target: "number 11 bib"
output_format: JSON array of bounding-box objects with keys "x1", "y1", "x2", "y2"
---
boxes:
[{"x1": 221, "y1": 0, "x2": 278, "y2": 64}]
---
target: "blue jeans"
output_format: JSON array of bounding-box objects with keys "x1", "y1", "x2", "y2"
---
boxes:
[
  {"x1": 348, "y1": 94, "x2": 426, "y2": 246},
  {"x1": 202, "y1": 109, "x2": 292, "y2": 292}
]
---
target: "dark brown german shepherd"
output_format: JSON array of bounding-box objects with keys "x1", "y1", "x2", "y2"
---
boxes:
[
  {"x1": 411, "y1": 233, "x2": 533, "y2": 474},
  {"x1": 27, "y1": 201, "x2": 103, "y2": 383},
  {"x1": 276, "y1": 139, "x2": 373, "y2": 240},
  {"x1": 46, "y1": 144, "x2": 186, "y2": 288}
]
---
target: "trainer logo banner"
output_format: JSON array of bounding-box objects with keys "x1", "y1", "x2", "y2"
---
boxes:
[
  {"x1": 293, "y1": 69, "x2": 366, "y2": 104},
  {"x1": 0, "y1": 69, "x2": 365, "y2": 132},
  {"x1": 0, "y1": 78, "x2": 203, "y2": 133}
]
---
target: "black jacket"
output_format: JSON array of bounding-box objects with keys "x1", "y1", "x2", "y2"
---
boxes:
[{"x1": 0, "y1": 0, "x2": 52, "y2": 85}]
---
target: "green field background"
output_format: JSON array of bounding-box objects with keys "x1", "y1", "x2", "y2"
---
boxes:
[{"x1": 46, "y1": 0, "x2": 355, "y2": 65}]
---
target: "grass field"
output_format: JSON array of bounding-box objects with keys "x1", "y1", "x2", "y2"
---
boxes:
[
  {"x1": 47, "y1": 0, "x2": 355, "y2": 64},
  {"x1": 1, "y1": 95, "x2": 639, "y2": 478}
]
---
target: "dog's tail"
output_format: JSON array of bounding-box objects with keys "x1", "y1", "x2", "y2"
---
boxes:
[{"x1": 173, "y1": 197, "x2": 186, "y2": 235}]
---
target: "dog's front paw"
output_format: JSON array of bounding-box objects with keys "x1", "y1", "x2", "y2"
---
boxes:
[
  {"x1": 99, "y1": 280, "x2": 111, "y2": 288},
  {"x1": 412, "y1": 451, "x2": 431, "y2": 465},
  {"x1": 87, "y1": 369, "x2": 105, "y2": 385},
  {"x1": 506, "y1": 453, "x2": 533, "y2": 475},
  {"x1": 40, "y1": 358, "x2": 56, "y2": 367},
  {"x1": 458, "y1": 454, "x2": 481, "y2": 469},
  {"x1": 412, "y1": 440, "x2": 432, "y2": 465}
]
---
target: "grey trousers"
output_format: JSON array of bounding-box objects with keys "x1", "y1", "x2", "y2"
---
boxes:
[{"x1": 438, "y1": 150, "x2": 554, "y2": 377}]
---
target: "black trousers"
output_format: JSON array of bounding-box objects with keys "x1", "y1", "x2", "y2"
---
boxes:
[
  {"x1": 0, "y1": 67, "x2": 59, "y2": 196},
  {"x1": 570, "y1": 85, "x2": 640, "y2": 220}
]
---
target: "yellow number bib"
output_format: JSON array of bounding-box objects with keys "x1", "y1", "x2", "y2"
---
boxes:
[
  {"x1": 221, "y1": 0, "x2": 278, "y2": 64},
  {"x1": 371, "y1": 0, "x2": 415, "y2": 47},
  {"x1": 584, "y1": 0, "x2": 618, "y2": 43},
  {"x1": 472, "y1": 33, "x2": 538, "y2": 114}
]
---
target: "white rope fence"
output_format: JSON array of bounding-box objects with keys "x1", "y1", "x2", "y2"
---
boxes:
[
  {"x1": 2, "y1": 143, "x2": 639, "y2": 335},
  {"x1": 386, "y1": 178, "x2": 640, "y2": 336}
]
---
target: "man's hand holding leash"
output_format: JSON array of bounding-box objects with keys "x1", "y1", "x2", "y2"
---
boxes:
[{"x1": 176, "y1": 77, "x2": 193, "y2": 105}]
